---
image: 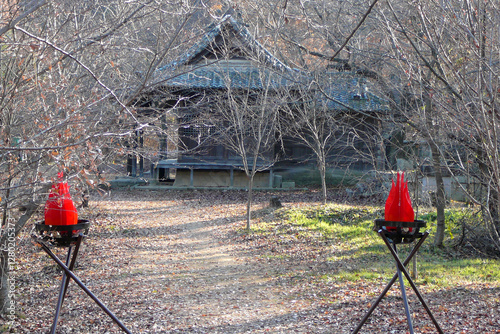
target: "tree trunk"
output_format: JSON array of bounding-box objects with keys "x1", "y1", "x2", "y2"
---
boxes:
[
  {"x1": 424, "y1": 87, "x2": 446, "y2": 247},
  {"x1": 430, "y1": 140, "x2": 446, "y2": 247},
  {"x1": 0, "y1": 249, "x2": 12, "y2": 315},
  {"x1": 319, "y1": 158, "x2": 327, "y2": 205},
  {"x1": 478, "y1": 155, "x2": 500, "y2": 247},
  {"x1": 424, "y1": 93, "x2": 446, "y2": 247},
  {"x1": 0, "y1": 191, "x2": 44, "y2": 315},
  {"x1": 246, "y1": 174, "x2": 254, "y2": 231}
]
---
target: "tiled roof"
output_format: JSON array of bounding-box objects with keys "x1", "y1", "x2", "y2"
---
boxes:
[
  {"x1": 161, "y1": 14, "x2": 292, "y2": 72},
  {"x1": 161, "y1": 64, "x2": 298, "y2": 90},
  {"x1": 151, "y1": 14, "x2": 295, "y2": 89},
  {"x1": 317, "y1": 73, "x2": 390, "y2": 112},
  {"x1": 149, "y1": 14, "x2": 390, "y2": 112}
]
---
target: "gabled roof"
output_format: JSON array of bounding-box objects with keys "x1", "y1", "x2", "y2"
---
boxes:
[
  {"x1": 147, "y1": 14, "x2": 390, "y2": 112},
  {"x1": 150, "y1": 13, "x2": 298, "y2": 90},
  {"x1": 163, "y1": 14, "x2": 292, "y2": 71}
]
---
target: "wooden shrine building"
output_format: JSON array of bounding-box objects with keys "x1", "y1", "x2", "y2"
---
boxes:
[{"x1": 131, "y1": 13, "x2": 390, "y2": 188}]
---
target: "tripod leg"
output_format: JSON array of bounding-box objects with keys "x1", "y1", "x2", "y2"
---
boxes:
[
  {"x1": 393, "y1": 243, "x2": 414, "y2": 334},
  {"x1": 39, "y1": 241, "x2": 132, "y2": 334},
  {"x1": 352, "y1": 232, "x2": 428, "y2": 333},
  {"x1": 60, "y1": 234, "x2": 83, "y2": 306},
  {"x1": 50, "y1": 246, "x2": 73, "y2": 334},
  {"x1": 381, "y1": 233, "x2": 444, "y2": 334}
]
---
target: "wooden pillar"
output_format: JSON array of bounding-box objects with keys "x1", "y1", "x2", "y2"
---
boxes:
[
  {"x1": 131, "y1": 157, "x2": 137, "y2": 177},
  {"x1": 160, "y1": 113, "x2": 168, "y2": 160},
  {"x1": 138, "y1": 130, "x2": 144, "y2": 177},
  {"x1": 230, "y1": 167, "x2": 234, "y2": 188}
]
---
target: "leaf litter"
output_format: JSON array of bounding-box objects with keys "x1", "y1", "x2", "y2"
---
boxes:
[{"x1": 9, "y1": 189, "x2": 500, "y2": 333}]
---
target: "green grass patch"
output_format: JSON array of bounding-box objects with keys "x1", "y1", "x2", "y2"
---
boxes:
[
  {"x1": 325, "y1": 269, "x2": 392, "y2": 282},
  {"x1": 416, "y1": 257, "x2": 500, "y2": 288},
  {"x1": 418, "y1": 209, "x2": 468, "y2": 237},
  {"x1": 283, "y1": 204, "x2": 381, "y2": 237},
  {"x1": 255, "y1": 205, "x2": 500, "y2": 287},
  {"x1": 248, "y1": 221, "x2": 275, "y2": 234}
]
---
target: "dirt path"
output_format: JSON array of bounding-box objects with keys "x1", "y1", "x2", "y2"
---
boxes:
[
  {"x1": 159, "y1": 212, "x2": 290, "y2": 332},
  {"x1": 111, "y1": 190, "x2": 309, "y2": 333},
  {"x1": 14, "y1": 189, "x2": 314, "y2": 333}
]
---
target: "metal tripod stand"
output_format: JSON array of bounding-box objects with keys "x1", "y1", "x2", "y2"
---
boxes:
[
  {"x1": 32, "y1": 221, "x2": 132, "y2": 334},
  {"x1": 353, "y1": 220, "x2": 443, "y2": 334}
]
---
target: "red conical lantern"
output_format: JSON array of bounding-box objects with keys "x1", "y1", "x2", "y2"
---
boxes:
[
  {"x1": 44, "y1": 173, "x2": 78, "y2": 226},
  {"x1": 384, "y1": 172, "x2": 414, "y2": 231}
]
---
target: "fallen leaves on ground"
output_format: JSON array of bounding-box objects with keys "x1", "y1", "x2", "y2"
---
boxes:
[{"x1": 8, "y1": 189, "x2": 500, "y2": 333}]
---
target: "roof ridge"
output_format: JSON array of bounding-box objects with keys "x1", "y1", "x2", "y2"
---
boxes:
[{"x1": 158, "y1": 13, "x2": 292, "y2": 73}]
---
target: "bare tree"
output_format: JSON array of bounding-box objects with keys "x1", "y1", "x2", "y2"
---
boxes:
[
  {"x1": 371, "y1": 0, "x2": 500, "y2": 248},
  {"x1": 0, "y1": 0, "x2": 201, "y2": 316},
  {"x1": 212, "y1": 71, "x2": 283, "y2": 230},
  {"x1": 281, "y1": 77, "x2": 356, "y2": 204}
]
